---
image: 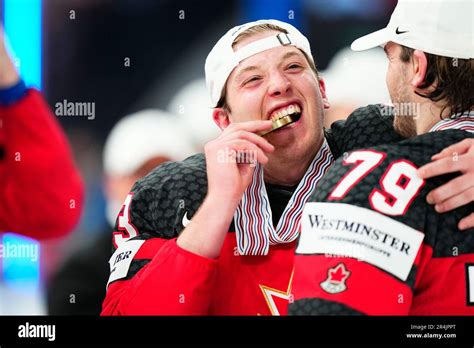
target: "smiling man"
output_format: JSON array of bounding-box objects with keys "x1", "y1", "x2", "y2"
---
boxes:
[{"x1": 101, "y1": 18, "x2": 473, "y2": 316}]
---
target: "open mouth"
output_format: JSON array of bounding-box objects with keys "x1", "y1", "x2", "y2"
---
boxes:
[{"x1": 261, "y1": 103, "x2": 302, "y2": 136}]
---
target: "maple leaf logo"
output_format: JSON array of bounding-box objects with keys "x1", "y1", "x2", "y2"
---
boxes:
[
  {"x1": 329, "y1": 263, "x2": 350, "y2": 283},
  {"x1": 320, "y1": 263, "x2": 351, "y2": 294}
]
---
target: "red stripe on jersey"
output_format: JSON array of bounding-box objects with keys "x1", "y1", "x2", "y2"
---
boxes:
[
  {"x1": 413, "y1": 244, "x2": 432, "y2": 288},
  {"x1": 134, "y1": 237, "x2": 169, "y2": 259}
]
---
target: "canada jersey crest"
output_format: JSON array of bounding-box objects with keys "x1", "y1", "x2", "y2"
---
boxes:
[{"x1": 320, "y1": 263, "x2": 351, "y2": 294}]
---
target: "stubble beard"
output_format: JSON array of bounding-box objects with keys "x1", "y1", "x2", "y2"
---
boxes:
[{"x1": 392, "y1": 76, "x2": 417, "y2": 138}]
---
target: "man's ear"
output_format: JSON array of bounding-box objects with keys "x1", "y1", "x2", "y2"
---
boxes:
[
  {"x1": 212, "y1": 108, "x2": 231, "y2": 130},
  {"x1": 318, "y1": 78, "x2": 330, "y2": 109},
  {"x1": 411, "y1": 50, "x2": 428, "y2": 88}
]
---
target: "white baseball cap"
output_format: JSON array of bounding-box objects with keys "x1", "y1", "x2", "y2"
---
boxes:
[
  {"x1": 351, "y1": 0, "x2": 474, "y2": 59},
  {"x1": 103, "y1": 110, "x2": 194, "y2": 176},
  {"x1": 205, "y1": 19, "x2": 315, "y2": 106}
]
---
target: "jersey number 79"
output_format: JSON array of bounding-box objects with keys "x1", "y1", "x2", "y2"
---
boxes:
[{"x1": 329, "y1": 150, "x2": 425, "y2": 216}]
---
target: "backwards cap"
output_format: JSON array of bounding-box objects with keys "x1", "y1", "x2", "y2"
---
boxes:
[{"x1": 205, "y1": 19, "x2": 314, "y2": 105}]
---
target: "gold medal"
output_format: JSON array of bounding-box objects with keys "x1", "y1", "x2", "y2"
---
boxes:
[{"x1": 261, "y1": 114, "x2": 297, "y2": 136}]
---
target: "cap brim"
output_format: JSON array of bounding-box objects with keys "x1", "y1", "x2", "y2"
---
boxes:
[{"x1": 351, "y1": 28, "x2": 391, "y2": 51}]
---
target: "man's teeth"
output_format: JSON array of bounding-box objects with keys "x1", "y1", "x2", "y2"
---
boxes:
[{"x1": 270, "y1": 104, "x2": 301, "y2": 121}]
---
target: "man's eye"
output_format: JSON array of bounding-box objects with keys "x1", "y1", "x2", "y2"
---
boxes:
[
  {"x1": 287, "y1": 64, "x2": 302, "y2": 70},
  {"x1": 243, "y1": 76, "x2": 261, "y2": 86}
]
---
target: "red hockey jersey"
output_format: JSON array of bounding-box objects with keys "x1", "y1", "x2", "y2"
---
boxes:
[
  {"x1": 290, "y1": 124, "x2": 474, "y2": 315},
  {"x1": 101, "y1": 105, "x2": 405, "y2": 315}
]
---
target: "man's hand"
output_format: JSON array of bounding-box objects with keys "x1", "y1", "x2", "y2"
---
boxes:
[
  {"x1": 177, "y1": 120, "x2": 274, "y2": 258},
  {"x1": 0, "y1": 25, "x2": 20, "y2": 88},
  {"x1": 204, "y1": 120, "x2": 274, "y2": 201},
  {"x1": 417, "y1": 138, "x2": 474, "y2": 230}
]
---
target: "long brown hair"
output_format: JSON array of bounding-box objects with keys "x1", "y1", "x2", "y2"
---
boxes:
[{"x1": 400, "y1": 46, "x2": 473, "y2": 118}]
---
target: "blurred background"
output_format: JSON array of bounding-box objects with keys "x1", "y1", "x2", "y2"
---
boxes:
[{"x1": 0, "y1": 0, "x2": 395, "y2": 314}]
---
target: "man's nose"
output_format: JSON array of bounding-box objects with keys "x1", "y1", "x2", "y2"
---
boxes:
[{"x1": 268, "y1": 72, "x2": 291, "y2": 97}]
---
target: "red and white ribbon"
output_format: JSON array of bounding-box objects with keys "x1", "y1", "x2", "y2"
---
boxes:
[
  {"x1": 429, "y1": 112, "x2": 474, "y2": 133},
  {"x1": 234, "y1": 139, "x2": 334, "y2": 255}
]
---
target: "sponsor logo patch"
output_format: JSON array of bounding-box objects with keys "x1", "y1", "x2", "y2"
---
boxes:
[{"x1": 297, "y1": 202, "x2": 424, "y2": 281}]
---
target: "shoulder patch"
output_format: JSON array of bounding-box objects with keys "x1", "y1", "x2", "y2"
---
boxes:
[{"x1": 107, "y1": 239, "x2": 145, "y2": 288}]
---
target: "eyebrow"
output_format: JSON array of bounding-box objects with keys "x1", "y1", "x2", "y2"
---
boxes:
[
  {"x1": 234, "y1": 51, "x2": 305, "y2": 83},
  {"x1": 234, "y1": 66, "x2": 260, "y2": 83},
  {"x1": 281, "y1": 51, "x2": 304, "y2": 61}
]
